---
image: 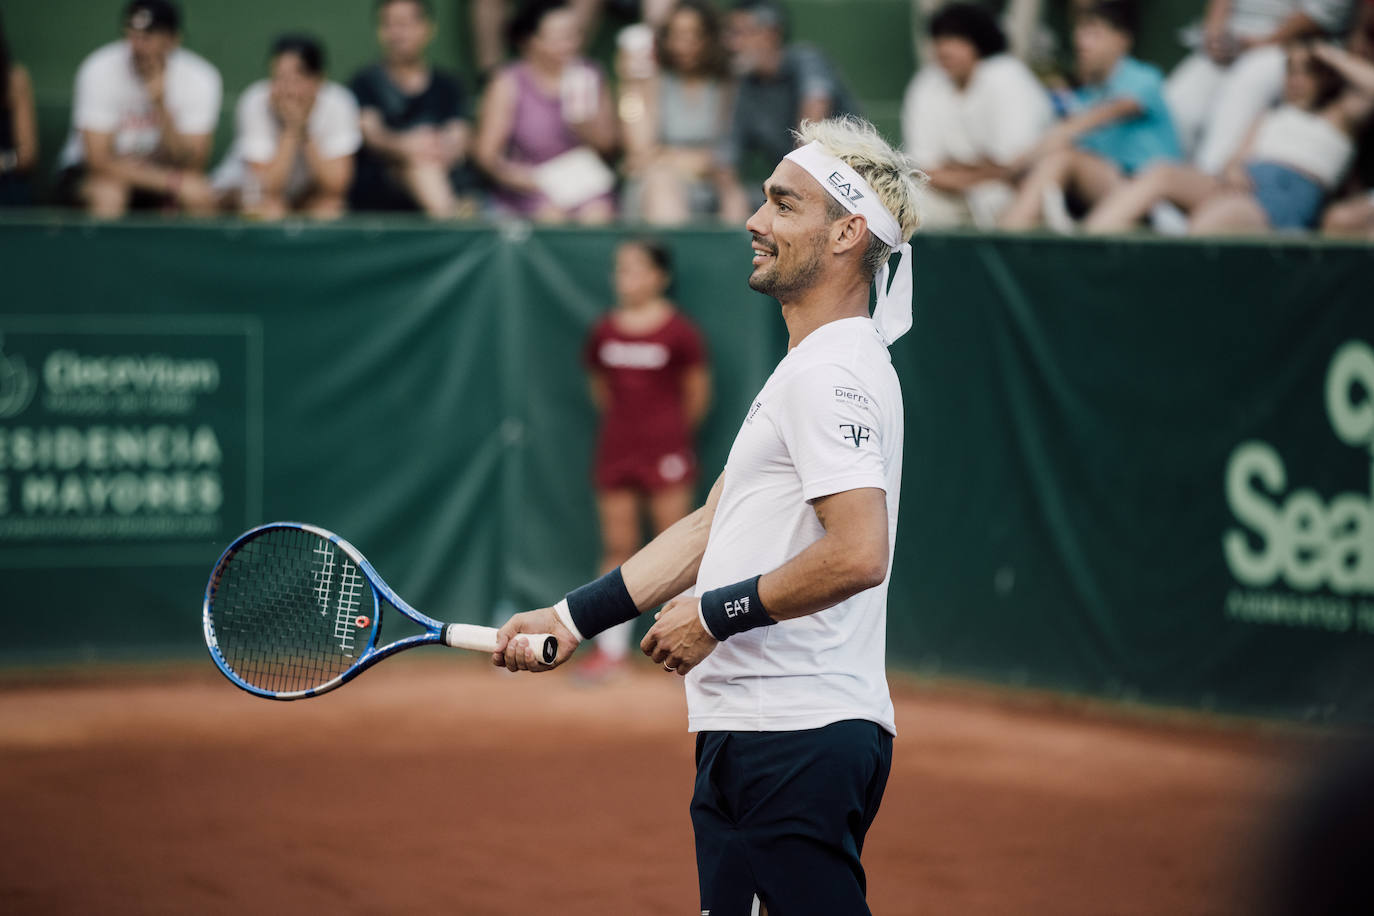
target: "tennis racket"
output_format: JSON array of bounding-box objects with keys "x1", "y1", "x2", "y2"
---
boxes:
[{"x1": 203, "y1": 522, "x2": 557, "y2": 700}]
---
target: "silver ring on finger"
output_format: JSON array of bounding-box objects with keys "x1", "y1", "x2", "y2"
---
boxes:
[{"x1": 664, "y1": 664, "x2": 676, "y2": 672}]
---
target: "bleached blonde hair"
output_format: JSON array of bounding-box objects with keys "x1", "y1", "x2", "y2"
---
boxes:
[{"x1": 794, "y1": 116, "x2": 927, "y2": 281}]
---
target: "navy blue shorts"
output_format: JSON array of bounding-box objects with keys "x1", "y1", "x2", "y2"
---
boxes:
[{"x1": 691, "y1": 720, "x2": 894, "y2": 916}]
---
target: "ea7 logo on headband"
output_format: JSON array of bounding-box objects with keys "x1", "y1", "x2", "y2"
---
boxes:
[{"x1": 827, "y1": 171, "x2": 864, "y2": 203}]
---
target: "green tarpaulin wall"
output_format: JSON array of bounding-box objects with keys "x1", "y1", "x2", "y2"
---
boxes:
[{"x1": 1, "y1": 219, "x2": 1370, "y2": 721}]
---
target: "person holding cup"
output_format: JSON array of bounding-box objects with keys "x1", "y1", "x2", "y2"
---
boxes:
[{"x1": 474, "y1": 0, "x2": 620, "y2": 222}]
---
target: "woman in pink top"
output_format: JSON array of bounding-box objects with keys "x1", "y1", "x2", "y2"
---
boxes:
[{"x1": 474, "y1": 0, "x2": 619, "y2": 222}]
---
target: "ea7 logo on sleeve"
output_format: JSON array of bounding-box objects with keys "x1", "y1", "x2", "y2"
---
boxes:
[
  {"x1": 723, "y1": 597, "x2": 750, "y2": 618},
  {"x1": 840, "y1": 424, "x2": 871, "y2": 447},
  {"x1": 827, "y1": 171, "x2": 864, "y2": 204}
]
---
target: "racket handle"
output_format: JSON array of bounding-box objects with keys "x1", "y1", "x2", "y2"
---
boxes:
[{"x1": 442, "y1": 624, "x2": 558, "y2": 665}]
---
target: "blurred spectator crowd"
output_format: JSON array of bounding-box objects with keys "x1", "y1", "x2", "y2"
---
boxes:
[{"x1": 1, "y1": 0, "x2": 1372, "y2": 237}]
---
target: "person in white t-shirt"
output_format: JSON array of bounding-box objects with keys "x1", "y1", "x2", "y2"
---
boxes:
[
  {"x1": 58, "y1": 0, "x2": 221, "y2": 218},
  {"x1": 496, "y1": 115, "x2": 924, "y2": 916},
  {"x1": 214, "y1": 34, "x2": 360, "y2": 220},
  {"x1": 902, "y1": 2, "x2": 1052, "y2": 227}
]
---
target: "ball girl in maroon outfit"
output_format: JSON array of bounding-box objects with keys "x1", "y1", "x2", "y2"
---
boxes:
[{"x1": 580, "y1": 238, "x2": 710, "y2": 675}]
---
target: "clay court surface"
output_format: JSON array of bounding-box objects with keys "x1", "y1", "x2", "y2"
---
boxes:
[{"x1": 0, "y1": 659, "x2": 1317, "y2": 915}]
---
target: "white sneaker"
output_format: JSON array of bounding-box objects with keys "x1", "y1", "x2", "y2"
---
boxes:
[
  {"x1": 1041, "y1": 186, "x2": 1076, "y2": 235},
  {"x1": 1149, "y1": 201, "x2": 1189, "y2": 236}
]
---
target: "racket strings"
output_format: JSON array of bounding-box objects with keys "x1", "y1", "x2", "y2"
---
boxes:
[{"x1": 208, "y1": 528, "x2": 375, "y2": 694}]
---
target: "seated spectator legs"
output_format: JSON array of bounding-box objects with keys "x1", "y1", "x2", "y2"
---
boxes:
[
  {"x1": 1083, "y1": 161, "x2": 1222, "y2": 232},
  {"x1": 1000, "y1": 147, "x2": 1121, "y2": 229},
  {"x1": 1323, "y1": 191, "x2": 1374, "y2": 236},
  {"x1": 80, "y1": 134, "x2": 218, "y2": 219},
  {"x1": 1188, "y1": 189, "x2": 1270, "y2": 233},
  {"x1": 571, "y1": 194, "x2": 616, "y2": 223},
  {"x1": 398, "y1": 157, "x2": 462, "y2": 217}
]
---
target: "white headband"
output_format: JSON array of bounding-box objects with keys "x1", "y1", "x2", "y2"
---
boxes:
[{"x1": 783, "y1": 141, "x2": 913, "y2": 346}]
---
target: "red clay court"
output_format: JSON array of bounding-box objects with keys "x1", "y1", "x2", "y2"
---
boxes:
[{"x1": 0, "y1": 658, "x2": 1317, "y2": 915}]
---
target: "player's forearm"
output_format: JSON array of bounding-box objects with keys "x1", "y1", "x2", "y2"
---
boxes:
[
  {"x1": 621, "y1": 496, "x2": 715, "y2": 608},
  {"x1": 756, "y1": 530, "x2": 888, "y2": 622}
]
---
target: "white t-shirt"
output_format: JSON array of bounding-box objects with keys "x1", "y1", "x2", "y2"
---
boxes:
[
  {"x1": 686, "y1": 317, "x2": 903, "y2": 737},
  {"x1": 212, "y1": 79, "x2": 361, "y2": 199},
  {"x1": 902, "y1": 54, "x2": 1051, "y2": 170},
  {"x1": 59, "y1": 40, "x2": 222, "y2": 169}
]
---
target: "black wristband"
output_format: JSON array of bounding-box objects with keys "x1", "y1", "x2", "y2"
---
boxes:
[
  {"x1": 565, "y1": 567, "x2": 639, "y2": 640},
  {"x1": 699, "y1": 575, "x2": 775, "y2": 641}
]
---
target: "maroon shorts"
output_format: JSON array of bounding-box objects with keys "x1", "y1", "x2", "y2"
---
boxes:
[{"x1": 594, "y1": 448, "x2": 696, "y2": 493}]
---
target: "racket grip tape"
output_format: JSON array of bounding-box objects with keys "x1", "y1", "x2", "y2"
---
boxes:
[{"x1": 442, "y1": 624, "x2": 558, "y2": 665}]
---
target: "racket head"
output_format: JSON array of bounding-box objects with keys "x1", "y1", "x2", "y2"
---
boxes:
[{"x1": 203, "y1": 522, "x2": 383, "y2": 699}]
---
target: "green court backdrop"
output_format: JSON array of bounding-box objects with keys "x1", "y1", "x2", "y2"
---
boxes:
[{"x1": 0, "y1": 218, "x2": 1371, "y2": 722}]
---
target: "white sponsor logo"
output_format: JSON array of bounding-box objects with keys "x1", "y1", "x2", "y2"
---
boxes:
[
  {"x1": 1224, "y1": 340, "x2": 1374, "y2": 595},
  {"x1": 43, "y1": 350, "x2": 220, "y2": 397},
  {"x1": 598, "y1": 340, "x2": 670, "y2": 370},
  {"x1": 834, "y1": 386, "x2": 872, "y2": 410},
  {"x1": 659, "y1": 453, "x2": 688, "y2": 483}
]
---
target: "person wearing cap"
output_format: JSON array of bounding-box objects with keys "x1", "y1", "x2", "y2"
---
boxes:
[
  {"x1": 56, "y1": 0, "x2": 221, "y2": 218},
  {"x1": 495, "y1": 114, "x2": 924, "y2": 916},
  {"x1": 713, "y1": 0, "x2": 862, "y2": 222}
]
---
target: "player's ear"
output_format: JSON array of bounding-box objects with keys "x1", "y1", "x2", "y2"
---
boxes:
[{"x1": 831, "y1": 213, "x2": 866, "y2": 256}]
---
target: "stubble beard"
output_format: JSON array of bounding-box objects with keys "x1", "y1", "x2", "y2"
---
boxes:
[{"x1": 748, "y1": 235, "x2": 825, "y2": 301}]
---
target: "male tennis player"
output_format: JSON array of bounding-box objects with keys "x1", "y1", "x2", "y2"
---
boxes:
[{"x1": 496, "y1": 114, "x2": 923, "y2": 916}]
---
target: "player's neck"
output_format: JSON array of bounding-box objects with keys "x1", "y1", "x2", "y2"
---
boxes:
[{"x1": 779, "y1": 278, "x2": 871, "y2": 350}]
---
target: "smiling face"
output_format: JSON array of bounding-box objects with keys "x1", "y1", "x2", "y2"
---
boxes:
[{"x1": 745, "y1": 160, "x2": 836, "y2": 301}]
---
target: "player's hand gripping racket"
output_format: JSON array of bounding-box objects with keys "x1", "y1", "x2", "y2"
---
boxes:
[{"x1": 203, "y1": 522, "x2": 557, "y2": 700}]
